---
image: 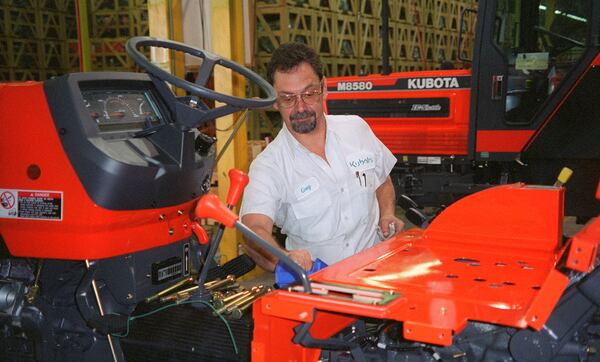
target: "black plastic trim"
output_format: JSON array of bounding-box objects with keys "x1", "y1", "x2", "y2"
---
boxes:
[{"x1": 44, "y1": 72, "x2": 214, "y2": 210}]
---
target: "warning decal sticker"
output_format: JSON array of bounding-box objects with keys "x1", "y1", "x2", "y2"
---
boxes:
[{"x1": 0, "y1": 189, "x2": 63, "y2": 221}]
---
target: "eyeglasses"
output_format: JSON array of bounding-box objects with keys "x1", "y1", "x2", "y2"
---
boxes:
[{"x1": 276, "y1": 84, "x2": 323, "y2": 109}]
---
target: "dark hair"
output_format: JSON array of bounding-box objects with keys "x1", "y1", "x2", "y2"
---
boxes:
[
  {"x1": 266, "y1": 42, "x2": 324, "y2": 84},
  {"x1": 440, "y1": 60, "x2": 455, "y2": 70}
]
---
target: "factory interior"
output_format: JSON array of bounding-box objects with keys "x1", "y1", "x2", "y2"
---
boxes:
[{"x1": 1, "y1": 1, "x2": 600, "y2": 361}]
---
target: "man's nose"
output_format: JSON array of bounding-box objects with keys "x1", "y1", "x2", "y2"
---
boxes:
[{"x1": 293, "y1": 95, "x2": 308, "y2": 111}]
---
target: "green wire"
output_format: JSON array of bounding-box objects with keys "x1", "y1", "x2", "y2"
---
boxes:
[{"x1": 111, "y1": 300, "x2": 238, "y2": 355}]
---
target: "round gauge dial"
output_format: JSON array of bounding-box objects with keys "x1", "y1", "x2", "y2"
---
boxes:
[
  {"x1": 104, "y1": 96, "x2": 135, "y2": 120},
  {"x1": 82, "y1": 90, "x2": 162, "y2": 133},
  {"x1": 138, "y1": 98, "x2": 153, "y2": 118}
]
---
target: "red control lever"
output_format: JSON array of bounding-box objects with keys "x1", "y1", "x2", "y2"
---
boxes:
[
  {"x1": 226, "y1": 169, "x2": 249, "y2": 207},
  {"x1": 191, "y1": 222, "x2": 209, "y2": 245},
  {"x1": 195, "y1": 193, "x2": 238, "y2": 228}
]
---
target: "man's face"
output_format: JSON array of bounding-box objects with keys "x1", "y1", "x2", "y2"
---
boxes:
[{"x1": 273, "y1": 62, "x2": 324, "y2": 135}]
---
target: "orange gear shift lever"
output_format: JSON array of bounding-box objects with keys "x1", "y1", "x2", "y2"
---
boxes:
[
  {"x1": 194, "y1": 169, "x2": 247, "y2": 292},
  {"x1": 226, "y1": 169, "x2": 249, "y2": 208},
  {"x1": 195, "y1": 168, "x2": 311, "y2": 293},
  {"x1": 195, "y1": 193, "x2": 238, "y2": 228},
  {"x1": 196, "y1": 185, "x2": 313, "y2": 294}
]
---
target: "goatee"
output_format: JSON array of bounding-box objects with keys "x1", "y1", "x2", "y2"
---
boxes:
[{"x1": 289, "y1": 110, "x2": 317, "y2": 134}]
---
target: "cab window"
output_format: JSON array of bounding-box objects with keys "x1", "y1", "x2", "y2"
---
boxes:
[{"x1": 493, "y1": 0, "x2": 589, "y2": 125}]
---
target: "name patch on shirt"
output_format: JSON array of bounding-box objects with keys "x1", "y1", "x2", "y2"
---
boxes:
[
  {"x1": 346, "y1": 151, "x2": 375, "y2": 172},
  {"x1": 295, "y1": 177, "x2": 319, "y2": 200}
]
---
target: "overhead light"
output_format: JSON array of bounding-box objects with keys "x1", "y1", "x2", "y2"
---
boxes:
[{"x1": 538, "y1": 4, "x2": 587, "y2": 23}]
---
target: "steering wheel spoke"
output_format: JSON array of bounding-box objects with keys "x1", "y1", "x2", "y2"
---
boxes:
[
  {"x1": 175, "y1": 101, "x2": 241, "y2": 130},
  {"x1": 534, "y1": 26, "x2": 584, "y2": 48},
  {"x1": 205, "y1": 104, "x2": 243, "y2": 123},
  {"x1": 195, "y1": 57, "x2": 218, "y2": 87},
  {"x1": 125, "y1": 36, "x2": 276, "y2": 130}
]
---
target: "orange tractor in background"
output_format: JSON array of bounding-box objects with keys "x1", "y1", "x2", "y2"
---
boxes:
[{"x1": 326, "y1": 0, "x2": 600, "y2": 222}]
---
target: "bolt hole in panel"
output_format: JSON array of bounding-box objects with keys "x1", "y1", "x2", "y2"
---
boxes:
[{"x1": 454, "y1": 257, "x2": 480, "y2": 263}]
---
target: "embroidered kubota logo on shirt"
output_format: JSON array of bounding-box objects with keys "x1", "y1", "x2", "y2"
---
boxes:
[
  {"x1": 346, "y1": 151, "x2": 375, "y2": 172},
  {"x1": 295, "y1": 177, "x2": 319, "y2": 200}
]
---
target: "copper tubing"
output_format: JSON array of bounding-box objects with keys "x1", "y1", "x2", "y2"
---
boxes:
[
  {"x1": 214, "y1": 285, "x2": 263, "y2": 315},
  {"x1": 214, "y1": 291, "x2": 257, "y2": 314},
  {"x1": 145, "y1": 276, "x2": 195, "y2": 303},
  {"x1": 158, "y1": 284, "x2": 202, "y2": 303},
  {"x1": 205, "y1": 275, "x2": 236, "y2": 291},
  {"x1": 155, "y1": 275, "x2": 238, "y2": 304},
  {"x1": 214, "y1": 283, "x2": 241, "y2": 292},
  {"x1": 229, "y1": 287, "x2": 272, "y2": 319},
  {"x1": 211, "y1": 291, "x2": 226, "y2": 301},
  {"x1": 85, "y1": 260, "x2": 119, "y2": 361},
  {"x1": 160, "y1": 291, "x2": 192, "y2": 303},
  {"x1": 213, "y1": 289, "x2": 250, "y2": 309},
  {"x1": 204, "y1": 278, "x2": 221, "y2": 288}
]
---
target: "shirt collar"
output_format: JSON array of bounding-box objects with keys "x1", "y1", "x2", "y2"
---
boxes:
[{"x1": 281, "y1": 114, "x2": 334, "y2": 159}]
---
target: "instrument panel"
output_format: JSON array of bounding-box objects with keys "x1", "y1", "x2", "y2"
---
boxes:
[{"x1": 82, "y1": 90, "x2": 164, "y2": 133}]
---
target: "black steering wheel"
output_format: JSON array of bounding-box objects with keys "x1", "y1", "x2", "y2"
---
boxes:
[
  {"x1": 533, "y1": 26, "x2": 584, "y2": 48},
  {"x1": 126, "y1": 36, "x2": 276, "y2": 129}
]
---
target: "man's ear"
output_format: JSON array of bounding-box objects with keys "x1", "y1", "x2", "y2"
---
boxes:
[
  {"x1": 321, "y1": 77, "x2": 328, "y2": 113},
  {"x1": 273, "y1": 100, "x2": 279, "y2": 111}
]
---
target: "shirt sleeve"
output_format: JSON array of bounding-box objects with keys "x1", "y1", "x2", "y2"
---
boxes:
[
  {"x1": 239, "y1": 155, "x2": 283, "y2": 222},
  {"x1": 374, "y1": 133, "x2": 397, "y2": 187},
  {"x1": 356, "y1": 116, "x2": 397, "y2": 187}
]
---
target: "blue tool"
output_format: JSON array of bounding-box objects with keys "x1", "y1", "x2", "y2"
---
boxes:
[{"x1": 275, "y1": 258, "x2": 328, "y2": 288}]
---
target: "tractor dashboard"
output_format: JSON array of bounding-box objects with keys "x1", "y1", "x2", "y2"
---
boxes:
[
  {"x1": 42, "y1": 72, "x2": 215, "y2": 210},
  {"x1": 82, "y1": 88, "x2": 164, "y2": 136}
]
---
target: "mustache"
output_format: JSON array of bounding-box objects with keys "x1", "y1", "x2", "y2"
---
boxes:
[{"x1": 290, "y1": 110, "x2": 316, "y2": 121}]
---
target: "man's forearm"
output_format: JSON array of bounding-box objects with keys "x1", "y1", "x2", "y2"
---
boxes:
[
  {"x1": 242, "y1": 240, "x2": 277, "y2": 272},
  {"x1": 244, "y1": 225, "x2": 286, "y2": 272},
  {"x1": 376, "y1": 176, "x2": 396, "y2": 217},
  {"x1": 241, "y1": 214, "x2": 313, "y2": 271}
]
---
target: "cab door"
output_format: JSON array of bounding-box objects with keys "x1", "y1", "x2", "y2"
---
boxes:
[{"x1": 468, "y1": 0, "x2": 593, "y2": 161}]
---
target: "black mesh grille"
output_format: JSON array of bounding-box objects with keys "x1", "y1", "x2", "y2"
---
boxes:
[{"x1": 121, "y1": 304, "x2": 253, "y2": 361}]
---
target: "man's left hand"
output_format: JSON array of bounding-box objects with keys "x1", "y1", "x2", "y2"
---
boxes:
[
  {"x1": 376, "y1": 177, "x2": 405, "y2": 240},
  {"x1": 379, "y1": 214, "x2": 405, "y2": 239}
]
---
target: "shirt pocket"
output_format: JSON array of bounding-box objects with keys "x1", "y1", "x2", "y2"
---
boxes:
[
  {"x1": 360, "y1": 168, "x2": 378, "y2": 190},
  {"x1": 353, "y1": 168, "x2": 378, "y2": 221},
  {"x1": 291, "y1": 191, "x2": 332, "y2": 219}
]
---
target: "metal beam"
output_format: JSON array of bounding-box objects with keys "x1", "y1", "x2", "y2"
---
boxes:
[
  {"x1": 76, "y1": 0, "x2": 92, "y2": 72},
  {"x1": 211, "y1": 0, "x2": 249, "y2": 265}
]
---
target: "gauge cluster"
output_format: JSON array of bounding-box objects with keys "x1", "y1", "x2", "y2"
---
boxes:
[{"x1": 82, "y1": 90, "x2": 164, "y2": 134}]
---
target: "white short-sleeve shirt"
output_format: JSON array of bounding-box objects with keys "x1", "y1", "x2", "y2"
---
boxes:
[{"x1": 240, "y1": 114, "x2": 397, "y2": 265}]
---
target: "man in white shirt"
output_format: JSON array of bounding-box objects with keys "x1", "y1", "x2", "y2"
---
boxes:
[{"x1": 240, "y1": 42, "x2": 404, "y2": 271}]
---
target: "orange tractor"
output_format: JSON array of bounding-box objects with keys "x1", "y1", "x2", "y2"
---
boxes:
[
  {"x1": 326, "y1": 0, "x2": 600, "y2": 222},
  {"x1": 1, "y1": 0, "x2": 599, "y2": 360}
]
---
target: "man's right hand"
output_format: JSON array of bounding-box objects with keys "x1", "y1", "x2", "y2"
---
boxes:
[
  {"x1": 242, "y1": 213, "x2": 314, "y2": 272},
  {"x1": 285, "y1": 249, "x2": 313, "y2": 271}
]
